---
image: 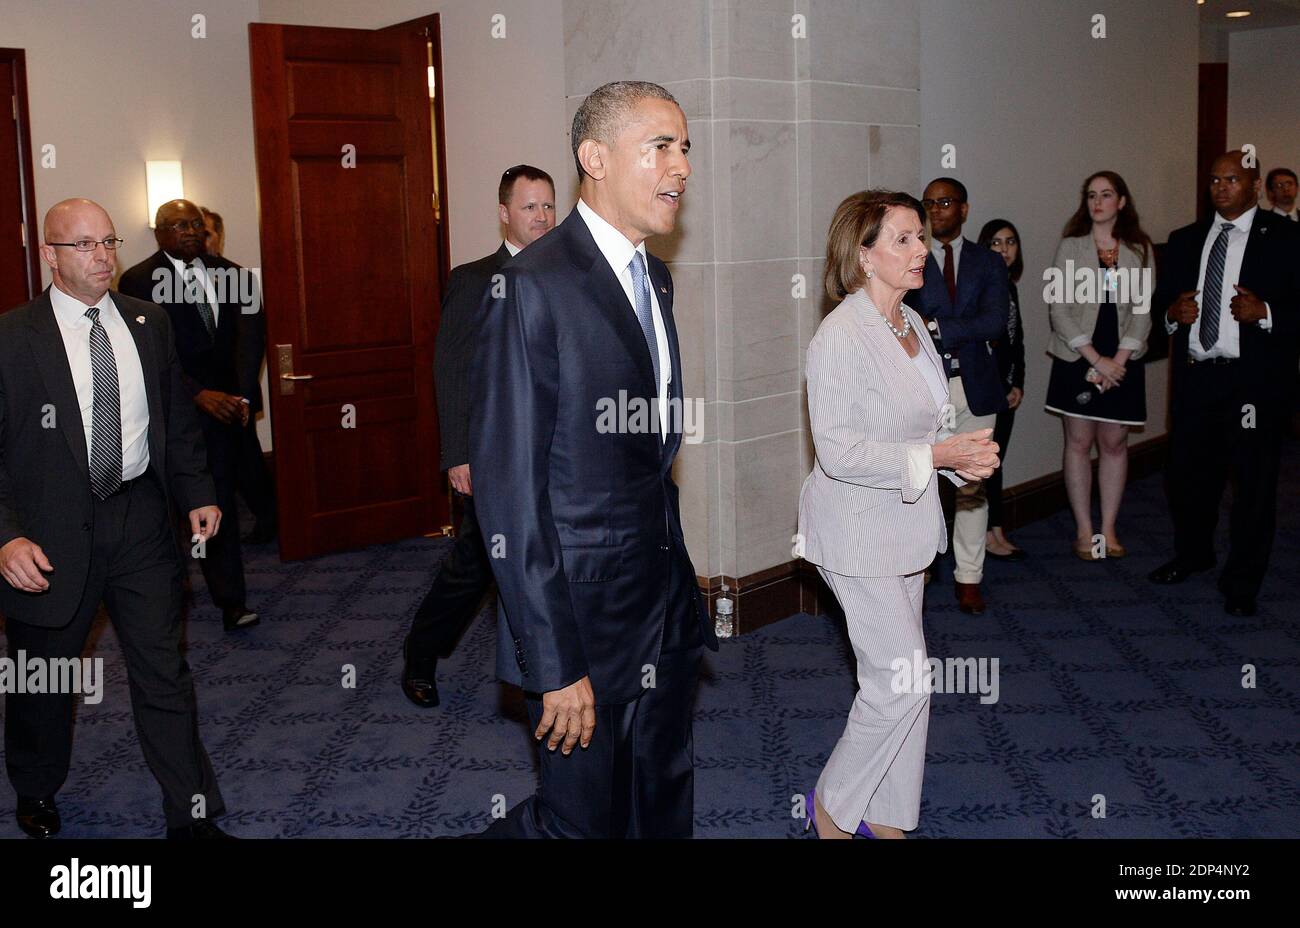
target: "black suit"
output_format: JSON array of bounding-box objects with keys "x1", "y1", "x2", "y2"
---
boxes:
[
  {"x1": 118, "y1": 250, "x2": 262, "y2": 612},
  {"x1": 406, "y1": 244, "x2": 511, "y2": 661},
  {"x1": 470, "y1": 209, "x2": 717, "y2": 838},
  {"x1": 1154, "y1": 210, "x2": 1300, "y2": 599},
  {"x1": 0, "y1": 288, "x2": 225, "y2": 826}
]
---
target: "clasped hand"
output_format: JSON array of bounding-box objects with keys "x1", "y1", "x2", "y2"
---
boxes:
[{"x1": 933, "y1": 427, "x2": 1000, "y2": 482}]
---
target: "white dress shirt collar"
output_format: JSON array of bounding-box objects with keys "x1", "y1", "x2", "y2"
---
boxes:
[
  {"x1": 50, "y1": 283, "x2": 113, "y2": 326},
  {"x1": 576, "y1": 198, "x2": 646, "y2": 277},
  {"x1": 1216, "y1": 205, "x2": 1256, "y2": 231},
  {"x1": 503, "y1": 239, "x2": 522, "y2": 257}
]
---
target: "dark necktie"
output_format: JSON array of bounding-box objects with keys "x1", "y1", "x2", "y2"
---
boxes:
[
  {"x1": 184, "y1": 261, "x2": 217, "y2": 338},
  {"x1": 628, "y1": 252, "x2": 661, "y2": 395},
  {"x1": 85, "y1": 306, "x2": 123, "y2": 499},
  {"x1": 942, "y1": 242, "x2": 957, "y2": 304},
  {"x1": 1199, "y1": 222, "x2": 1234, "y2": 351}
]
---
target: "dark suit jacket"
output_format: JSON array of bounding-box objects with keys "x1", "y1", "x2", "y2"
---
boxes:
[
  {"x1": 904, "y1": 238, "x2": 1010, "y2": 416},
  {"x1": 469, "y1": 210, "x2": 718, "y2": 704},
  {"x1": 434, "y1": 244, "x2": 510, "y2": 471},
  {"x1": 992, "y1": 280, "x2": 1025, "y2": 393},
  {"x1": 0, "y1": 288, "x2": 216, "y2": 628},
  {"x1": 118, "y1": 250, "x2": 265, "y2": 414},
  {"x1": 1154, "y1": 210, "x2": 1300, "y2": 416}
]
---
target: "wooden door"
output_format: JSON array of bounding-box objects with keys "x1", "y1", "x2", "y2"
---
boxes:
[
  {"x1": 249, "y1": 23, "x2": 445, "y2": 560},
  {"x1": 0, "y1": 48, "x2": 41, "y2": 312}
]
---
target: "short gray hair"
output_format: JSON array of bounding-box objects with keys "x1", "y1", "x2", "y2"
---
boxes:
[{"x1": 570, "y1": 80, "x2": 679, "y2": 180}]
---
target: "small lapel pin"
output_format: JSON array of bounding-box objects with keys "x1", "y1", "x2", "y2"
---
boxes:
[
  {"x1": 660, "y1": 286, "x2": 668, "y2": 294},
  {"x1": 135, "y1": 315, "x2": 146, "y2": 324}
]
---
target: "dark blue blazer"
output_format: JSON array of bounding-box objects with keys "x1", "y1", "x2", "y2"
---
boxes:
[
  {"x1": 469, "y1": 209, "x2": 717, "y2": 704},
  {"x1": 904, "y1": 238, "x2": 1010, "y2": 417}
]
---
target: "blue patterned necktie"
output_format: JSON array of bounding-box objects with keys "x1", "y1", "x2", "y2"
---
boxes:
[
  {"x1": 85, "y1": 306, "x2": 123, "y2": 499},
  {"x1": 628, "y1": 251, "x2": 661, "y2": 393},
  {"x1": 1199, "y1": 222, "x2": 1234, "y2": 351}
]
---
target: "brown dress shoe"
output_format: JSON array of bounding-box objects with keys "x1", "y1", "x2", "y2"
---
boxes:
[{"x1": 955, "y1": 582, "x2": 985, "y2": 615}]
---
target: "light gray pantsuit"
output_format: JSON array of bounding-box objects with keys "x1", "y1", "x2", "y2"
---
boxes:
[{"x1": 798, "y1": 287, "x2": 962, "y2": 834}]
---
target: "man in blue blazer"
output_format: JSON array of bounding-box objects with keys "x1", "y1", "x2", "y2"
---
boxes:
[
  {"x1": 905, "y1": 177, "x2": 1010, "y2": 614},
  {"x1": 470, "y1": 81, "x2": 717, "y2": 838}
]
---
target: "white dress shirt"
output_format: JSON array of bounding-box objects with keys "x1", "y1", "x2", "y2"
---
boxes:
[
  {"x1": 49, "y1": 285, "x2": 151, "y2": 481},
  {"x1": 931, "y1": 235, "x2": 962, "y2": 279},
  {"x1": 1167, "y1": 207, "x2": 1273, "y2": 359},
  {"x1": 575, "y1": 198, "x2": 671, "y2": 441},
  {"x1": 503, "y1": 239, "x2": 522, "y2": 257},
  {"x1": 166, "y1": 251, "x2": 219, "y2": 327},
  {"x1": 1269, "y1": 205, "x2": 1298, "y2": 222}
]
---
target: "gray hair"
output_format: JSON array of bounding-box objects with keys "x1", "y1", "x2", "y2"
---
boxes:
[{"x1": 570, "y1": 80, "x2": 679, "y2": 180}]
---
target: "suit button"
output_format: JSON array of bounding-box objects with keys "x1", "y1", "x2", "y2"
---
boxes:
[
  {"x1": 943, "y1": 353, "x2": 951, "y2": 359},
  {"x1": 660, "y1": 544, "x2": 669, "y2": 551},
  {"x1": 82, "y1": 522, "x2": 91, "y2": 531}
]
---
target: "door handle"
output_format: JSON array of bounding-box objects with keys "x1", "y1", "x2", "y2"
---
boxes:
[{"x1": 276, "y1": 344, "x2": 313, "y2": 394}]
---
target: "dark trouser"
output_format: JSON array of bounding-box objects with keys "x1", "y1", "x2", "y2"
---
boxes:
[
  {"x1": 482, "y1": 549, "x2": 705, "y2": 838},
  {"x1": 236, "y1": 415, "x2": 277, "y2": 530},
  {"x1": 191, "y1": 415, "x2": 246, "y2": 610},
  {"x1": 407, "y1": 494, "x2": 494, "y2": 658},
  {"x1": 4, "y1": 472, "x2": 225, "y2": 828},
  {"x1": 986, "y1": 406, "x2": 1017, "y2": 529},
  {"x1": 1166, "y1": 362, "x2": 1284, "y2": 600}
]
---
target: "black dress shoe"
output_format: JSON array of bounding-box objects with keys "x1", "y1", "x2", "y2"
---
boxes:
[
  {"x1": 1223, "y1": 596, "x2": 1257, "y2": 617},
  {"x1": 167, "y1": 818, "x2": 235, "y2": 839},
  {"x1": 16, "y1": 796, "x2": 60, "y2": 839},
  {"x1": 223, "y1": 607, "x2": 260, "y2": 632},
  {"x1": 1148, "y1": 558, "x2": 1214, "y2": 584},
  {"x1": 401, "y1": 638, "x2": 440, "y2": 708},
  {"x1": 986, "y1": 547, "x2": 1026, "y2": 562}
]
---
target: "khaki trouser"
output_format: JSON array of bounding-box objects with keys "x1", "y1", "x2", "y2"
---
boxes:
[{"x1": 949, "y1": 377, "x2": 996, "y2": 585}]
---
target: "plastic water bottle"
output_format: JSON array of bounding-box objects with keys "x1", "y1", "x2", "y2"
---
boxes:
[{"x1": 714, "y1": 586, "x2": 734, "y2": 639}]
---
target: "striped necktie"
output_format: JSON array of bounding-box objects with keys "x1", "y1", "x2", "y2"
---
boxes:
[
  {"x1": 85, "y1": 306, "x2": 123, "y2": 499},
  {"x1": 1199, "y1": 222, "x2": 1234, "y2": 351}
]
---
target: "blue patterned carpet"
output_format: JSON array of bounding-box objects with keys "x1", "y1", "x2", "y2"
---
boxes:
[{"x1": 1, "y1": 443, "x2": 1297, "y2": 838}]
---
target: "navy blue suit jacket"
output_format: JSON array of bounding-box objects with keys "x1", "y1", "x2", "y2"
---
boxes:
[
  {"x1": 469, "y1": 209, "x2": 717, "y2": 704},
  {"x1": 904, "y1": 238, "x2": 1010, "y2": 417}
]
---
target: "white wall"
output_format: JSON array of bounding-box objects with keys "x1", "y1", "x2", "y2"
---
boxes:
[
  {"x1": 1, "y1": 0, "x2": 268, "y2": 437},
  {"x1": 1227, "y1": 25, "x2": 1300, "y2": 210},
  {"x1": 920, "y1": 0, "x2": 1199, "y2": 488},
  {"x1": 258, "y1": 0, "x2": 571, "y2": 266}
]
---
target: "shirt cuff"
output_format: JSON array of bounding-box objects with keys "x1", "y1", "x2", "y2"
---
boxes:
[
  {"x1": 1164, "y1": 317, "x2": 1178, "y2": 335},
  {"x1": 1067, "y1": 334, "x2": 1092, "y2": 350},
  {"x1": 906, "y1": 443, "x2": 934, "y2": 492},
  {"x1": 1259, "y1": 303, "x2": 1273, "y2": 331}
]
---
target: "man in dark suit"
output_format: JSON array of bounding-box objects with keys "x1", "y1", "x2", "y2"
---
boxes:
[
  {"x1": 1150, "y1": 152, "x2": 1300, "y2": 616},
  {"x1": 471, "y1": 81, "x2": 717, "y2": 838},
  {"x1": 904, "y1": 177, "x2": 1010, "y2": 614},
  {"x1": 400, "y1": 164, "x2": 556, "y2": 708},
  {"x1": 118, "y1": 199, "x2": 261, "y2": 632},
  {"x1": 0, "y1": 198, "x2": 230, "y2": 838}
]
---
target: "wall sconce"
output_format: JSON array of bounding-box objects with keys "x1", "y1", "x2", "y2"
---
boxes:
[{"x1": 145, "y1": 160, "x2": 184, "y2": 229}]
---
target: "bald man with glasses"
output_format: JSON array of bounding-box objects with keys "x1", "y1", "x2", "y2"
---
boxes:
[{"x1": 0, "y1": 198, "x2": 231, "y2": 838}]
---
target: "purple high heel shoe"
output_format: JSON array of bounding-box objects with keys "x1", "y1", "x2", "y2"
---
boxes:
[{"x1": 804, "y1": 788, "x2": 876, "y2": 838}]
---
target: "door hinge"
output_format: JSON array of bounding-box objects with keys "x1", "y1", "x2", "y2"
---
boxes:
[
  {"x1": 11, "y1": 95, "x2": 16, "y2": 120},
  {"x1": 19, "y1": 221, "x2": 26, "y2": 247}
]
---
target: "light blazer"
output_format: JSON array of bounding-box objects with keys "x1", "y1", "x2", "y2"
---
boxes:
[
  {"x1": 798, "y1": 288, "x2": 961, "y2": 579},
  {"x1": 1046, "y1": 235, "x2": 1154, "y2": 362}
]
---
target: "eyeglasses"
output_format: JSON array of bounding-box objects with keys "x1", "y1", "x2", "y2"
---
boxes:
[
  {"x1": 922, "y1": 197, "x2": 962, "y2": 210},
  {"x1": 46, "y1": 237, "x2": 124, "y2": 252},
  {"x1": 159, "y1": 218, "x2": 206, "y2": 233}
]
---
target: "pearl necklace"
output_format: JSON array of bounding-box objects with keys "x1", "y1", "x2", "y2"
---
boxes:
[{"x1": 882, "y1": 312, "x2": 911, "y2": 340}]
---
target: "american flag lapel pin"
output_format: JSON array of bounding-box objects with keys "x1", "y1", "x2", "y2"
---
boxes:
[
  {"x1": 136, "y1": 315, "x2": 146, "y2": 324},
  {"x1": 660, "y1": 286, "x2": 668, "y2": 294}
]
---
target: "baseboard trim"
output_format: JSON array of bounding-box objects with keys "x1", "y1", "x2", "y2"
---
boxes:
[{"x1": 702, "y1": 434, "x2": 1169, "y2": 635}]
